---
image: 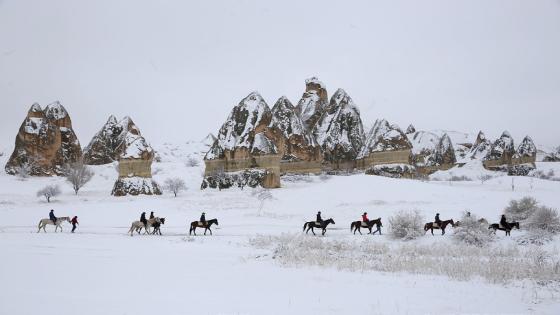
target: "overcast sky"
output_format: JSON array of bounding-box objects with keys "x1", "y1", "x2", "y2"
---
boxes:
[{"x1": 1, "y1": 0, "x2": 559, "y2": 150}]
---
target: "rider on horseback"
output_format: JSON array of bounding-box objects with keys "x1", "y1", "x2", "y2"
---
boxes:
[
  {"x1": 140, "y1": 212, "x2": 147, "y2": 229},
  {"x1": 316, "y1": 211, "x2": 323, "y2": 225},
  {"x1": 200, "y1": 212, "x2": 206, "y2": 227},
  {"x1": 434, "y1": 213, "x2": 441, "y2": 227},
  {"x1": 149, "y1": 211, "x2": 155, "y2": 220},
  {"x1": 49, "y1": 209, "x2": 57, "y2": 224},
  {"x1": 362, "y1": 212, "x2": 369, "y2": 225},
  {"x1": 500, "y1": 214, "x2": 510, "y2": 230}
]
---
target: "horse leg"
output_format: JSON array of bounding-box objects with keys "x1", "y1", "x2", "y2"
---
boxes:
[
  {"x1": 310, "y1": 227, "x2": 316, "y2": 236},
  {"x1": 209, "y1": 228, "x2": 212, "y2": 236},
  {"x1": 322, "y1": 228, "x2": 326, "y2": 236},
  {"x1": 442, "y1": 228, "x2": 445, "y2": 235}
]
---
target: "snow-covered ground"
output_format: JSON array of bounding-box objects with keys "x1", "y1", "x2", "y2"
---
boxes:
[{"x1": 1, "y1": 142, "x2": 559, "y2": 314}]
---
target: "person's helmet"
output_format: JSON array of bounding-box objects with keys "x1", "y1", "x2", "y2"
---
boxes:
[
  {"x1": 202, "y1": 212, "x2": 206, "y2": 215},
  {"x1": 436, "y1": 213, "x2": 440, "y2": 215},
  {"x1": 363, "y1": 212, "x2": 367, "y2": 215},
  {"x1": 318, "y1": 211, "x2": 321, "y2": 214}
]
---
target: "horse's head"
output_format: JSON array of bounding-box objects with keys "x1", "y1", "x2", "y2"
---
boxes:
[
  {"x1": 160, "y1": 218, "x2": 166, "y2": 225},
  {"x1": 450, "y1": 219, "x2": 456, "y2": 227},
  {"x1": 512, "y1": 222, "x2": 520, "y2": 229},
  {"x1": 212, "y1": 219, "x2": 219, "y2": 225},
  {"x1": 328, "y1": 218, "x2": 335, "y2": 224}
]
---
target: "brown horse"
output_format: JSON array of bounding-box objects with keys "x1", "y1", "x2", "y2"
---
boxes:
[
  {"x1": 189, "y1": 218, "x2": 218, "y2": 235},
  {"x1": 351, "y1": 218, "x2": 383, "y2": 235},
  {"x1": 303, "y1": 218, "x2": 335, "y2": 236},
  {"x1": 424, "y1": 219, "x2": 455, "y2": 235},
  {"x1": 489, "y1": 221, "x2": 519, "y2": 236}
]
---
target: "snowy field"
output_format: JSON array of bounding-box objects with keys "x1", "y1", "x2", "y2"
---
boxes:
[{"x1": 1, "y1": 143, "x2": 559, "y2": 314}]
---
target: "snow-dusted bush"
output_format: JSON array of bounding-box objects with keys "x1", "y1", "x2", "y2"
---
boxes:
[
  {"x1": 63, "y1": 162, "x2": 94, "y2": 195},
  {"x1": 37, "y1": 185, "x2": 61, "y2": 203},
  {"x1": 319, "y1": 173, "x2": 331, "y2": 182},
  {"x1": 388, "y1": 210, "x2": 424, "y2": 240},
  {"x1": 185, "y1": 156, "x2": 200, "y2": 167},
  {"x1": 164, "y1": 177, "x2": 187, "y2": 197},
  {"x1": 478, "y1": 174, "x2": 493, "y2": 184},
  {"x1": 504, "y1": 197, "x2": 538, "y2": 221},
  {"x1": 530, "y1": 169, "x2": 560, "y2": 181},
  {"x1": 449, "y1": 175, "x2": 472, "y2": 181},
  {"x1": 453, "y1": 213, "x2": 494, "y2": 247},
  {"x1": 526, "y1": 207, "x2": 560, "y2": 234}
]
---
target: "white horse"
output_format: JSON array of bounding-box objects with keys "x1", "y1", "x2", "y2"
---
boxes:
[
  {"x1": 128, "y1": 217, "x2": 161, "y2": 236},
  {"x1": 37, "y1": 217, "x2": 71, "y2": 233}
]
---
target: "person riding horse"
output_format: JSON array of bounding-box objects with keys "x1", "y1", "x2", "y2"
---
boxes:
[
  {"x1": 200, "y1": 212, "x2": 206, "y2": 227},
  {"x1": 500, "y1": 214, "x2": 510, "y2": 230},
  {"x1": 362, "y1": 212, "x2": 369, "y2": 226},
  {"x1": 149, "y1": 211, "x2": 155, "y2": 220},
  {"x1": 140, "y1": 212, "x2": 147, "y2": 229},
  {"x1": 49, "y1": 209, "x2": 57, "y2": 225},
  {"x1": 316, "y1": 211, "x2": 323, "y2": 225},
  {"x1": 434, "y1": 213, "x2": 441, "y2": 227}
]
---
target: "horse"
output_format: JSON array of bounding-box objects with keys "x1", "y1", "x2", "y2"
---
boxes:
[
  {"x1": 128, "y1": 217, "x2": 162, "y2": 236},
  {"x1": 455, "y1": 218, "x2": 488, "y2": 227},
  {"x1": 351, "y1": 218, "x2": 383, "y2": 235},
  {"x1": 489, "y1": 221, "x2": 519, "y2": 236},
  {"x1": 151, "y1": 218, "x2": 166, "y2": 235},
  {"x1": 303, "y1": 218, "x2": 335, "y2": 236},
  {"x1": 37, "y1": 217, "x2": 70, "y2": 233},
  {"x1": 189, "y1": 218, "x2": 218, "y2": 236},
  {"x1": 424, "y1": 219, "x2": 455, "y2": 235}
]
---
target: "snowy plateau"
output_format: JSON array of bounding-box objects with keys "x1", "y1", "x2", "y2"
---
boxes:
[{"x1": 0, "y1": 139, "x2": 559, "y2": 315}]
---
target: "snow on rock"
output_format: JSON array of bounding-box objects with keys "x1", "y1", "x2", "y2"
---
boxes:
[
  {"x1": 201, "y1": 133, "x2": 217, "y2": 147},
  {"x1": 250, "y1": 132, "x2": 278, "y2": 155},
  {"x1": 111, "y1": 177, "x2": 162, "y2": 196},
  {"x1": 200, "y1": 168, "x2": 269, "y2": 189},
  {"x1": 295, "y1": 77, "x2": 329, "y2": 130},
  {"x1": 314, "y1": 88, "x2": 365, "y2": 165},
  {"x1": 359, "y1": 119, "x2": 410, "y2": 159},
  {"x1": 407, "y1": 131, "x2": 455, "y2": 168},
  {"x1": 405, "y1": 124, "x2": 416, "y2": 134},
  {"x1": 543, "y1": 146, "x2": 560, "y2": 162},
  {"x1": 84, "y1": 115, "x2": 154, "y2": 164},
  {"x1": 433, "y1": 133, "x2": 456, "y2": 166},
  {"x1": 365, "y1": 163, "x2": 416, "y2": 178},
  {"x1": 5, "y1": 102, "x2": 82, "y2": 176},
  {"x1": 205, "y1": 92, "x2": 276, "y2": 160},
  {"x1": 484, "y1": 131, "x2": 515, "y2": 163},
  {"x1": 515, "y1": 136, "x2": 537, "y2": 158}
]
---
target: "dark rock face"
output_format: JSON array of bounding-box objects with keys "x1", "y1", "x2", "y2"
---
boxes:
[
  {"x1": 484, "y1": 131, "x2": 516, "y2": 165},
  {"x1": 516, "y1": 136, "x2": 537, "y2": 159},
  {"x1": 432, "y1": 133, "x2": 456, "y2": 166},
  {"x1": 508, "y1": 164, "x2": 535, "y2": 176},
  {"x1": 405, "y1": 124, "x2": 416, "y2": 134},
  {"x1": 111, "y1": 177, "x2": 162, "y2": 196},
  {"x1": 365, "y1": 163, "x2": 416, "y2": 178},
  {"x1": 201, "y1": 169, "x2": 269, "y2": 190},
  {"x1": 360, "y1": 119, "x2": 411, "y2": 157},
  {"x1": 295, "y1": 77, "x2": 329, "y2": 130},
  {"x1": 313, "y1": 88, "x2": 365, "y2": 167},
  {"x1": 5, "y1": 102, "x2": 82, "y2": 176}
]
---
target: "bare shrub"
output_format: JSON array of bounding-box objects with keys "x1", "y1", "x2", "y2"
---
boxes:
[
  {"x1": 251, "y1": 188, "x2": 273, "y2": 216},
  {"x1": 164, "y1": 177, "x2": 187, "y2": 197},
  {"x1": 185, "y1": 156, "x2": 200, "y2": 167},
  {"x1": 504, "y1": 197, "x2": 538, "y2": 222},
  {"x1": 526, "y1": 207, "x2": 560, "y2": 234},
  {"x1": 15, "y1": 158, "x2": 37, "y2": 180},
  {"x1": 388, "y1": 210, "x2": 424, "y2": 240},
  {"x1": 319, "y1": 173, "x2": 331, "y2": 181},
  {"x1": 478, "y1": 174, "x2": 493, "y2": 184},
  {"x1": 36, "y1": 185, "x2": 61, "y2": 203},
  {"x1": 63, "y1": 162, "x2": 94, "y2": 195},
  {"x1": 453, "y1": 212, "x2": 494, "y2": 247}
]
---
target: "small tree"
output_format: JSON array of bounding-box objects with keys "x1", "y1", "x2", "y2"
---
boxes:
[
  {"x1": 37, "y1": 185, "x2": 61, "y2": 203},
  {"x1": 453, "y1": 212, "x2": 493, "y2": 247},
  {"x1": 504, "y1": 197, "x2": 538, "y2": 222},
  {"x1": 526, "y1": 207, "x2": 560, "y2": 234},
  {"x1": 63, "y1": 162, "x2": 94, "y2": 195},
  {"x1": 164, "y1": 177, "x2": 187, "y2": 197},
  {"x1": 185, "y1": 156, "x2": 200, "y2": 167},
  {"x1": 478, "y1": 174, "x2": 493, "y2": 185},
  {"x1": 252, "y1": 188, "x2": 273, "y2": 216}
]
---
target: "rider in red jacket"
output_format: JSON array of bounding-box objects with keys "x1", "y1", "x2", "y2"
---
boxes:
[{"x1": 362, "y1": 212, "x2": 369, "y2": 223}]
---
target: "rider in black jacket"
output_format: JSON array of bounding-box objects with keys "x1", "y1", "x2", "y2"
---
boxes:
[{"x1": 316, "y1": 211, "x2": 323, "y2": 224}]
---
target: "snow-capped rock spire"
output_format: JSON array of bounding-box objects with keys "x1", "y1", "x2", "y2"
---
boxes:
[{"x1": 296, "y1": 77, "x2": 329, "y2": 130}]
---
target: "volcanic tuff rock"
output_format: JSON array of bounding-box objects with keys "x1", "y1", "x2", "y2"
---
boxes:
[
  {"x1": 314, "y1": 88, "x2": 365, "y2": 166},
  {"x1": 295, "y1": 77, "x2": 329, "y2": 130},
  {"x1": 466, "y1": 131, "x2": 492, "y2": 160},
  {"x1": 405, "y1": 124, "x2": 416, "y2": 134},
  {"x1": 83, "y1": 116, "x2": 153, "y2": 164},
  {"x1": 484, "y1": 131, "x2": 515, "y2": 164},
  {"x1": 432, "y1": 133, "x2": 456, "y2": 166},
  {"x1": 515, "y1": 136, "x2": 537, "y2": 159},
  {"x1": 359, "y1": 119, "x2": 411, "y2": 158},
  {"x1": 543, "y1": 147, "x2": 560, "y2": 162},
  {"x1": 5, "y1": 102, "x2": 82, "y2": 176},
  {"x1": 268, "y1": 96, "x2": 321, "y2": 162}
]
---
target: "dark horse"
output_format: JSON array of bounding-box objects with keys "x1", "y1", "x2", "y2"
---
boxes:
[
  {"x1": 189, "y1": 218, "x2": 218, "y2": 235},
  {"x1": 424, "y1": 219, "x2": 455, "y2": 235},
  {"x1": 351, "y1": 218, "x2": 383, "y2": 235},
  {"x1": 151, "y1": 218, "x2": 166, "y2": 235},
  {"x1": 489, "y1": 221, "x2": 519, "y2": 236},
  {"x1": 303, "y1": 218, "x2": 335, "y2": 236}
]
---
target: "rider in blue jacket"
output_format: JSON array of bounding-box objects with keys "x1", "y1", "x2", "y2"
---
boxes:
[{"x1": 49, "y1": 209, "x2": 57, "y2": 224}]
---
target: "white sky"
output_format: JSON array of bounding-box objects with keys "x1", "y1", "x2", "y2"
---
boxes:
[{"x1": 1, "y1": 0, "x2": 559, "y2": 150}]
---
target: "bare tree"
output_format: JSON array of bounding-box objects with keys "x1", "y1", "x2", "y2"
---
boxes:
[
  {"x1": 37, "y1": 185, "x2": 61, "y2": 203},
  {"x1": 63, "y1": 162, "x2": 94, "y2": 195},
  {"x1": 185, "y1": 156, "x2": 200, "y2": 167},
  {"x1": 478, "y1": 174, "x2": 493, "y2": 185},
  {"x1": 252, "y1": 188, "x2": 273, "y2": 216},
  {"x1": 164, "y1": 177, "x2": 187, "y2": 197}
]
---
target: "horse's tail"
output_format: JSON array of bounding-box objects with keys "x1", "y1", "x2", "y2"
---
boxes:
[
  {"x1": 303, "y1": 222, "x2": 308, "y2": 232},
  {"x1": 350, "y1": 222, "x2": 353, "y2": 231}
]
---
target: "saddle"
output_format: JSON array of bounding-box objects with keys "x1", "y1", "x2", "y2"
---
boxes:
[
  {"x1": 432, "y1": 222, "x2": 440, "y2": 228},
  {"x1": 499, "y1": 223, "x2": 509, "y2": 229},
  {"x1": 360, "y1": 222, "x2": 369, "y2": 228},
  {"x1": 196, "y1": 221, "x2": 208, "y2": 228}
]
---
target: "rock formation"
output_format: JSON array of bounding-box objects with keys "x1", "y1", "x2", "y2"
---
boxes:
[
  {"x1": 405, "y1": 124, "x2": 416, "y2": 134},
  {"x1": 358, "y1": 119, "x2": 411, "y2": 171},
  {"x1": 204, "y1": 92, "x2": 280, "y2": 188},
  {"x1": 313, "y1": 89, "x2": 365, "y2": 169},
  {"x1": 483, "y1": 131, "x2": 515, "y2": 169},
  {"x1": 510, "y1": 136, "x2": 537, "y2": 174},
  {"x1": 432, "y1": 133, "x2": 456, "y2": 166},
  {"x1": 5, "y1": 102, "x2": 82, "y2": 176},
  {"x1": 295, "y1": 77, "x2": 329, "y2": 130},
  {"x1": 543, "y1": 147, "x2": 560, "y2": 162},
  {"x1": 466, "y1": 131, "x2": 492, "y2": 161},
  {"x1": 106, "y1": 117, "x2": 161, "y2": 196},
  {"x1": 268, "y1": 96, "x2": 322, "y2": 173}
]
